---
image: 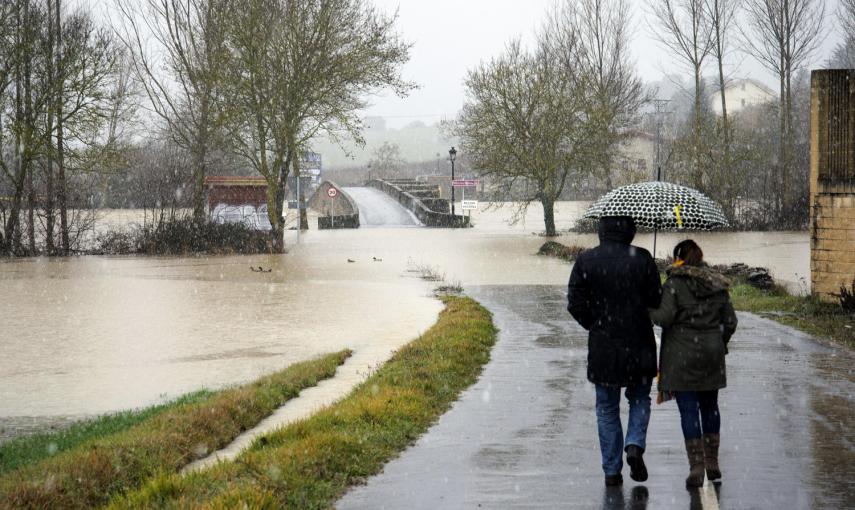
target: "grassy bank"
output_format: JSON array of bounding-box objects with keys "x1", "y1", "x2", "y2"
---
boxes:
[
  {"x1": 0, "y1": 391, "x2": 212, "y2": 476},
  {"x1": 0, "y1": 350, "x2": 351, "y2": 509},
  {"x1": 109, "y1": 296, "x2": 497, "y2": 509},
  {"x1": 730, "y1": 283, "x2": 855, "y2": 349}
]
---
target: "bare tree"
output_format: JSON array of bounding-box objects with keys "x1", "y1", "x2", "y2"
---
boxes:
[
  {"x1": 742, "y1": 0, "x2": 825, "y2": 213},
  {"x1": 458, "y1": 35, "x2": 591, "y2": 236},
  {"x1": 647, "y1": 0, "x2": 714, "y2": 188},
  {"x1": 114, "y1": 0, "x2": 230, "y2": 225},
  {"x1": 224, "y1": 0, "x2": 412, "y2": 251},
  {"x1": 828, "y1": 0, "x2": 855, "y2": 67},
  {"x1": 573, "y1": 0, "x2": 648, "y2": 189},
  {"x1": 706, "y1": 0, "x2": 739, "y2": 142},
  {"x1": 368, "y1": 142, "x2": 404, "y2": 179}
]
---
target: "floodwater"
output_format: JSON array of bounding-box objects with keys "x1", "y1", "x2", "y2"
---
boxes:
[{"x1": 0, "y1": 197, "x2": 809, "y2": 433}]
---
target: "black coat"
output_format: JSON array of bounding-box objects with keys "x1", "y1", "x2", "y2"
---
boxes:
[{"x1": 567, "y1": 217, "x2": 662, "y2": 386}]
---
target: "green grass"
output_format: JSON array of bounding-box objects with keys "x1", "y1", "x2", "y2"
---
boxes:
[
  {"x1": 0, "y1": 390, "x2": 213, "y2": 476},
  {"x1": 0, "y1": 350, "x2": 352, "y2": 510},
  {"x1": 730, "y1": 283, "x2": 855, "y2": 349},
  {"x1": 108, "y1": 296, "x2": 498, "y2": 510}
]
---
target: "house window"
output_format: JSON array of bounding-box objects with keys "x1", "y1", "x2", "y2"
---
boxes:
[
  {"x1": 741, "y1": 82, "x2": 746, "y2": 91},
  {"x1": 741, "y1": 98, "x2": 746, "y2": 107}
]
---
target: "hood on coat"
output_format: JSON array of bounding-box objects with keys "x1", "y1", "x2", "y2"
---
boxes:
[
  {"x1": 598, "y1": 216, "x2": 636, "y2": 245},
  {"x1": 667, "y1": 264, "x2": 731, "y2": 297}
]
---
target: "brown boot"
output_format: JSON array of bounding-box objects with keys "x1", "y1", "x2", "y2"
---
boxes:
[
  {"x1": 685, "y1": 438, "x2": 705, "y2": 488},
  {"x1": 703, "y1": 433, "x2": 721, "y2": 481}
]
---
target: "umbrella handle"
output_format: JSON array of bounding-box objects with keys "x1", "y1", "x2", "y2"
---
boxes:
[{"x1": 653, "y1": 228, "x2": 658, "y2": 261}]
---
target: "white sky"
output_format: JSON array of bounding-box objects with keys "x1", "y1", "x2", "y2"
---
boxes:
[
  {"x1": 363, "y1": 0, "x2": 845, "y2": 127},
  {"x1": 86, "y1": 0, "x2": 846, "y2": 129}
]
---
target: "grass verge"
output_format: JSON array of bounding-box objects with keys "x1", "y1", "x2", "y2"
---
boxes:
[
  {"x1": 0, "y1": 350, "x2": 352, "y2": 509},
  {"x1": 0, "y1": 391, "x2": 212, "y2": 476},
  {"x1": 730, "y1": 283, "x2": 854, "y2": 349},
  {"x1": 108, "y1": 296, "x2": 497, "y2": 509}
]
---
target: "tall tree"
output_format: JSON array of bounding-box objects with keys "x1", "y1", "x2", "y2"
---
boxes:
[
  {"x1": 458, "y1": 36, "x2": 591, "y2": 236},
  {"x1": 224, "y1": 0, "x2": 412, "y2": 251},
  {"x1": 828, "y1": 0, "x2": 855, "y2": 67},
  {"x1": 706, "y1": 0, "x2": 739, "y2": 145},
  {"x1": 574, "y1": 0, "x2": 647, "y2": 189},
  {"x1": 742, "y1": 0, "x2": 825, "y2": 213},
  {"x1": 115, "y1": 0, "x2": 230, "y2": 225},
  {"x1": 648, "y1": 0, "x2": 714, "y2": 188}
]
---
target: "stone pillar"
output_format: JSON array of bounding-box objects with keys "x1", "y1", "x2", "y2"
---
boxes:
[{"x1": 810, "y1": 69, "x2": 855, "y2": 300}]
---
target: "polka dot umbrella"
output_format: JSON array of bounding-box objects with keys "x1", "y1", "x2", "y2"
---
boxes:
[{"x1": 583, "y1": 181, "x2": 729, "y2": 230}]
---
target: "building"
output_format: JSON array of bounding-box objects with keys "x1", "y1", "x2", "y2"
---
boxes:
[
  {"x1": 710, "y1": 78, "x2": 777, "y2": 116},
  {"x1": 204, "y1": 176, "x2": 271, "y2": 230},
  {"x1": 809, "y1": 69, "x2": 855, "y2": 300},
  {"x1": 618, "y1": 130, "x2": 656, "y2": 184}
]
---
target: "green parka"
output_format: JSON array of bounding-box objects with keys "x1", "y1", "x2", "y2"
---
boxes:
[{"x1": 649, "y1": 264, "x2": 738, "y2": 392}]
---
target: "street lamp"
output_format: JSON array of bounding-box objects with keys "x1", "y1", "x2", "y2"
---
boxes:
[{"x1": 449, "y1": 146, "x2": 457, "y2": 217}]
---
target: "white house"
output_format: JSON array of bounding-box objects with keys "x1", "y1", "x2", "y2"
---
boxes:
[{"x1": 710, "y1": 78, "x2": 777, "y2": 115}]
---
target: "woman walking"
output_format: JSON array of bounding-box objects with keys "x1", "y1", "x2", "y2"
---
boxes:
[{"x1": 649, "y1": 240, "x2": 738, "y2": 487}]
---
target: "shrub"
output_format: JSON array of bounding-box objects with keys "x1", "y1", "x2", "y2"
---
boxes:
[
  {"x1": 96, "y1": 218, "x2": 272, "y2": 255},
  {"x1": 538, "y1": 241, "x2": 587, "y2": 262},
  {"x1": 834, "y1": 278, "x2": 855, "y2": 313}
]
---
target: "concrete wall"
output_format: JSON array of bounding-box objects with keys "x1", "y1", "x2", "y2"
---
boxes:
[
  {"x1": 309, "y1": 181, "x2": 360, "y2": 229},
  {"x1": 810, "y1": 69, "x2": 855, "y2": 299},
  {"x1": 369, "y1": 179, "x2": 469, "y2": 228}
]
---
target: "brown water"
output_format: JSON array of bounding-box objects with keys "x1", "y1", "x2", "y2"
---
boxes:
[{"x1": 0, "y1": 202, "x2": 808, "y2": 425}]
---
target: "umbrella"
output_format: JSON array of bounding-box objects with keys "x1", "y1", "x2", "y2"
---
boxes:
[
  {"x1": 584, "y1": 181, "x2": 728, "y2": 230},
  {"x1": 583, "y1": 181, "x2": 729, "y2": 256}
]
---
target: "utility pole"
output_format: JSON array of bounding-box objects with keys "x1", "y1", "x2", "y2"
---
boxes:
[
  {"x1": 652, "y1": 99, "x2": 672, "y2": 182},
  {"x1": 651, "y1": 99, "x2": 672, "y2": 260}
]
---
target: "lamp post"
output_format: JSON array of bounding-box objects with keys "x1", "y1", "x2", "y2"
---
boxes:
[{"x1": 449, "y1": 146, "x2": 457, "y2": 217}]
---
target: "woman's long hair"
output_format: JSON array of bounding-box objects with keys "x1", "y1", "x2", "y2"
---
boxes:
[{"x1": 673, "y1": 239, "x2": 703, "y2": 266}]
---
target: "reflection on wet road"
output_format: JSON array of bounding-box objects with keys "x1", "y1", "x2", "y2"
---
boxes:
[{"x1": 337, "y1": 285, "x2": 855, "y2": 510}]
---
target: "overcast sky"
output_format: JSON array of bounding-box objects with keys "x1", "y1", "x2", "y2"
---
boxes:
[
  {"x1": 362, "y1": 0, "x2": 845, "y2": 127},
  {"x1": 88, "y1": 0, "x2": 846, "y2": 129}
]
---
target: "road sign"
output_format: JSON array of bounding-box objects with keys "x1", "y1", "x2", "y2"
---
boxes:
[
  {"x1": 452, "y1": 179, "x2": 478, "y2": 187},
  {"x1": 461, "y1": 200, "x2": 479, "y2": 210},
  {"x1": 327, "y1": 187, "x2": 338, "y2": 198}
]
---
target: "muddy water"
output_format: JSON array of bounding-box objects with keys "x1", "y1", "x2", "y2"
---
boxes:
[{"x1": 0, "y1": 201, "x2": 808, "y2": 429}]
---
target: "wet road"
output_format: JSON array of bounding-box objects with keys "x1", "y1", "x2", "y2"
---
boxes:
[{"x1": 337, "y1": 285, "x2": 855, "y2": 510}]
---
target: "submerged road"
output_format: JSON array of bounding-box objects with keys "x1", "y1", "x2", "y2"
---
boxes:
[
  {"x1": 338, "y1": 285, "x2": 855, "y2": 510},
  {"x1": 343, "y1": 187, "x2": 422, "y2": 228}
]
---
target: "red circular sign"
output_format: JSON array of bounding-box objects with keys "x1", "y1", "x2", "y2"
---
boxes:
[{"x1": 327, "y1": 187, "x2": 338, "y2": 198}]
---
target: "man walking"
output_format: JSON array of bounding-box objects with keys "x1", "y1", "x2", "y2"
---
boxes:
[{"x1": 567, "y1": 216, "x2": 662, "y2": 486}]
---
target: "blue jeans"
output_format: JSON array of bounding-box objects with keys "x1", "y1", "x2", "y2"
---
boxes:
[
  {"x1": 674, "y1": 391, "x2": 720, "y2": 440},
  {"x1": 595, "y1": 382, "x2": 652, "y2": 475}
]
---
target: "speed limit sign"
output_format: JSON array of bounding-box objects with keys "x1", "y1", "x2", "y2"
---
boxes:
[{"x1": 327, "y1": 187, "x2": 338, "y2": 198}]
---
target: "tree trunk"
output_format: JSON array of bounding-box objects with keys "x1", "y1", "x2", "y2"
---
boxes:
[
  {"x1": 693, "y1": 65, "x2": 703, "y2": 189},
  {"x1": 26, "y1": 161, "x2": 35, "y2": 255},
  {"x1": 45, "y1": 0, "x2": 54, "y2": 255},
  {"x1": 776, "y1": 62, "x2": 787, "y2": 218},
  {"x1": 192, "y1": 140, "x2": 207, "y2": 224},
  {"x1": 265, "y1": 178, "x2": 284, "y2": 253},
  {"x1": 542, "y1": 195, "x2": 556, "y2": 237},
  {"x1": 57, "y1": 0, "x2": 68, "y2": 255},
  {"x1": 293, "y1": 151, "x2": 308, "y2": 230},
  {"x1": 192, "y1": 102, "x2": 209, "y2": 224}
]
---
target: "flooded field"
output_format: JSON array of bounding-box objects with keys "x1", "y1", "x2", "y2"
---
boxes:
[{"x1": 0, "y1": 200, "x2": 808, "y2": 432}]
